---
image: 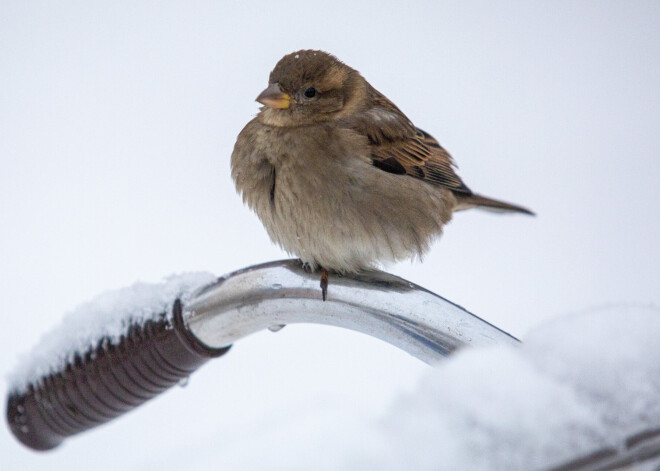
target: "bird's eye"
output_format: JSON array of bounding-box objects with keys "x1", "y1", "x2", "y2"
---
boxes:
[{"x1": 304, "y1": 87, "x2": 317, "y2": 98}]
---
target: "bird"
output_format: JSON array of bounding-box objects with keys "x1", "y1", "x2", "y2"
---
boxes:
[{"x1": 231, "y1": 50, "x2": 533, "y2": 300}]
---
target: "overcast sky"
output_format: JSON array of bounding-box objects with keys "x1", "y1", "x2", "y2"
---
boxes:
[{"x1": 1, "y1": 1, "x2": 659, "y2": 469}]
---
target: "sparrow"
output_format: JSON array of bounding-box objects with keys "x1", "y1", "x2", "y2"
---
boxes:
[{"x1": 231, "y1": 50, "x2": 533, "y2": 300}]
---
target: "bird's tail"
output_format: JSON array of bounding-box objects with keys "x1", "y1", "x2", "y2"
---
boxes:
[{"x1": 455, "y1": 193, "x2": 535, "y2": 216}]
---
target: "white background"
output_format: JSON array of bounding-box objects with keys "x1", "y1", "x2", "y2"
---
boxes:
[{"x1": 1, "y1": 1, "x2": 658, "y2": 469}]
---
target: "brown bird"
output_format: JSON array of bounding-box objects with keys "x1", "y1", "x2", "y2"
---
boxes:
[{"x1": 231, "y1": 50, "x2": 533, "y2": 300}]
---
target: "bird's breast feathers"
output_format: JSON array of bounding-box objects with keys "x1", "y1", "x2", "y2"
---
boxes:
[{"x1": 231, "y1": 120, "x2": 455, "y2": 272}]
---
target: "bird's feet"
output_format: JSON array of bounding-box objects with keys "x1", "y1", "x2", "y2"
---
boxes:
[
  {"x1": 320, "y1": 267, "x2": 328, "y2": 301},
  {"x1": 299, "y1": 260, "x2": 329, "y2": 301}
]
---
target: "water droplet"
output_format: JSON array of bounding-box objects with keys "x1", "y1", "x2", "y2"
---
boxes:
[
  {"x1": 20, "y1": 425, "x2": 29, "y2": 434},
  {"x1": 178, "y1": 377, "x2": 190, "y2": 388},
  {"x1": 268, "y1": 324, "x2": 286, "y2": 333},
  {"x1": 271, "y1": 283, "x2": 282, "y2": 290},
  {"x1": 17, "y1": 405, "x2": 25, "y2": 414}
]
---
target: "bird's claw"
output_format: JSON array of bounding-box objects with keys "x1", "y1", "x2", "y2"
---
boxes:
[
  {"x1": 301, "y1": 261, "x2": 314, "y2": 273},
  {"x1": 320, "y1": 268, "x2": 328, "y2": 301}
]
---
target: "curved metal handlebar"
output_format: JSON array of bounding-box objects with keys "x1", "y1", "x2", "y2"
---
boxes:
[
  {"x1": 7, "y1": 259, "x2": 517, "y2": 451},
  {"x1": 184, "y1": 259, "x2": 519, "y2": 363}
]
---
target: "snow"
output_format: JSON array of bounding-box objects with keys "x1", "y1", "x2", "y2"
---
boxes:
[
  {"x1": 7, "y1": 272, "x2": 216, "y2": 393},
  {"x1": 171, "y1": 305, "x2": 660, "y2": 470},
  {"x1": 351, "y1": 306, "x2": 660, "y2": 470}
]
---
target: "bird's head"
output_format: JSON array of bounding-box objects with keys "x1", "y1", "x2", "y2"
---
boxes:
[{"x1": 256, "y1": 50, "x2": 367, "y2": 126}]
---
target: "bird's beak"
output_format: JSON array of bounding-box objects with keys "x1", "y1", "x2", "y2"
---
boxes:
[{"x1": 256, "y1": 83, "x2": 293, "y2": 109}]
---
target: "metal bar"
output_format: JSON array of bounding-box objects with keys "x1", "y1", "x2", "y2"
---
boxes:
[{"x1": 184, "y1": 259, "x2": 519, "y2": 364}]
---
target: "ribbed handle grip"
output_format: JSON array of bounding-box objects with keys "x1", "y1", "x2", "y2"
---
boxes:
[{"x1": 6, "y1": 299, "x2": 230, "y2": 451}]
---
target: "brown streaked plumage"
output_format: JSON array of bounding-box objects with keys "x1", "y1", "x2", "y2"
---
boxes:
[{"x1": 231, "y1": 50, "x2": 533, "y2": 298}]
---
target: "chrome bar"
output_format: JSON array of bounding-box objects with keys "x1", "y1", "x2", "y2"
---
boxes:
[
  {"x1": 183, "y1": 259, "x2": 519, "y2": 364},
  {"x1": 549, "y1": 428, "x2": 660, "y2": 471}
]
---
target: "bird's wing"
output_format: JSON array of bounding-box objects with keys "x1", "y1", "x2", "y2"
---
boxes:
[{"x1": 341, "y1": 87, "x2": 472, "y2": 194}]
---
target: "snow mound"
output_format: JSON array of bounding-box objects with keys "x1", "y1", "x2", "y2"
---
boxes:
[
  {"x1": 351, "y1": 305, "x2": 660, "y2": 470},
  {"x1": 7, "y1": 272, "x2": 216, "y2": 393}
]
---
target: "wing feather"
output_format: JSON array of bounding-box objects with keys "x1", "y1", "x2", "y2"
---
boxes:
[{"x1": 341, "y1": 87, "x2": 471, "y2": 194}]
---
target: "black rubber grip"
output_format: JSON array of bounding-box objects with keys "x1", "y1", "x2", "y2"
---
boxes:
[{"x1": 6, "y1": 299, "x2": 230, "y2": 451}]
